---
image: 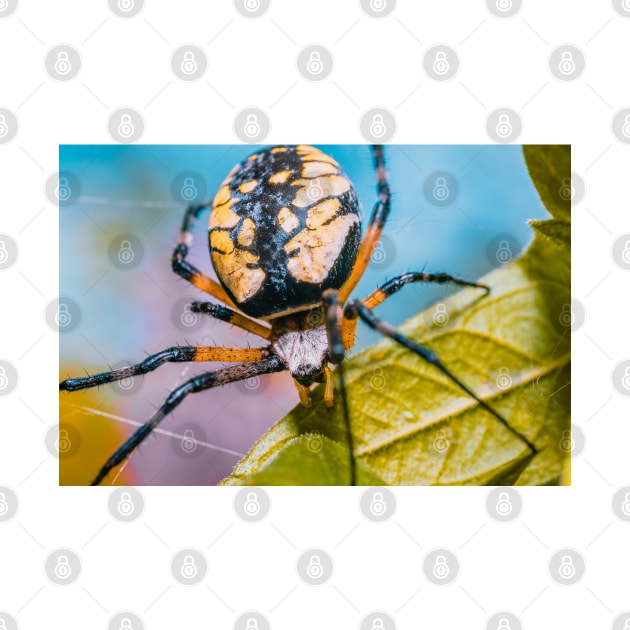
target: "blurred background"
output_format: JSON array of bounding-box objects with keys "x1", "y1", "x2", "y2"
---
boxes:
[{"x1": 58, "y1": 144, "x2": 547, "y2": 485}]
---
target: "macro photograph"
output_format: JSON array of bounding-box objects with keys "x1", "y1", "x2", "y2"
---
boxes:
[{"x1": 57, "y1": 143, "x2": 570, "y2": 486}]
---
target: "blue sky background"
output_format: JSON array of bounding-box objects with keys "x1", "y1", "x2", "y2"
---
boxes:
[{"x1": 59, "y1": 144, "x2": 548, "y2": 484}]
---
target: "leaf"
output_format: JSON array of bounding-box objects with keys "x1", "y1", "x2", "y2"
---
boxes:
[
  {"x1": 522, "y1": 144, "x2": 571, "y2": 223},
  {"x1": 224, "y1": 434, "x2": 387, "y2": 486},
  {"x1": 529, "y1": 219, "x2": 571, "y2": 251},
  {"x1": 222, "y1": 146, "x2": 571, "y2": 486}
]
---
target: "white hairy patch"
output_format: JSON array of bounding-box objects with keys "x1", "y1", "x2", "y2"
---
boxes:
[{"x1": 272, "y1": 326, "x2": 328, "y2": 380}]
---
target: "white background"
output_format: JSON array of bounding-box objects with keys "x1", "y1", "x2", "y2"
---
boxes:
[{"x1": 0, "y1": 0, "x2": 628, "y2": 628}]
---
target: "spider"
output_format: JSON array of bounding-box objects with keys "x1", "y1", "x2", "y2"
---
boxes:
[{"x1": 60, "y1": 144, "x2": 537, "y2": 486}]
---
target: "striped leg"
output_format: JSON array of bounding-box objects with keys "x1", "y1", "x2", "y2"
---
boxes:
[
  {"x1": 322, "y1": 289, "x2": 356, "y2": 486},
  {"x1": 338, "y1": 145, "x2": 391, "y2": 302},
  {"x1": 191, "y1": 302, "x2": 271, "y2": 340},
  {"x1": 172, "y1": 202, "x2": 235, "y2": 307},
  {"x1": 342, "y1": 271, "x2": 490, "y2": 349},
  {"x1": 59, "y1": 346, "x2": 269, "y2": 392},
  {"x1": 89, "y1": 355, "x2": 285, "y2": 485}
]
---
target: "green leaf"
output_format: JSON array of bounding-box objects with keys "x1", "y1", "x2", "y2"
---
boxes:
[
  {"x1": 522, "y1": 145, "x2": 571, "y2": 222},
  {"x1": 529, "y1": 219, "x2": 571, "y2": 250},
  {"x1": 224, "y1": 434, "x2": 387, "y2": 486},
  {"x1": 222, "y1": 146, "x2": 571, "y2": 486}
]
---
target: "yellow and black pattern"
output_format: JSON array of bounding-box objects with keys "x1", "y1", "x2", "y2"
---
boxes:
[{"x1": 208, "y1": 145, "x2": 362, "y2": 319}]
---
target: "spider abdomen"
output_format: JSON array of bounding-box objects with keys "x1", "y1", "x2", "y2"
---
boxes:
[{"x1": 209, "y1": 145, "x2": 362, "y2": 320}]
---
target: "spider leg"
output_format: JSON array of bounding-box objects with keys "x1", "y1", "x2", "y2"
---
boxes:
[
  {"x1": 60, "y1": 346, "x2": 269, "y2": 391},
  {"x1": 190, "y1": 302, "x2": 271, "y2": 340},
  {"x1": 338, "y1": 144, "x2": 390, "y2": 302},
  {"x1": 344, "y1": 300, "x2": 538, "y2": 455},
  {"x1": 90, "y1": 355, "x2": 285, "y2": 485},
  {"x1": 322, "y1": 289, "x2": 356, "y2": 486},
  {"x1": 343, "y1": 271, "x2": 490, "y2": 349},
  {"x1": 172, "y1": 202, "x2": 236, "y2": 307}
]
